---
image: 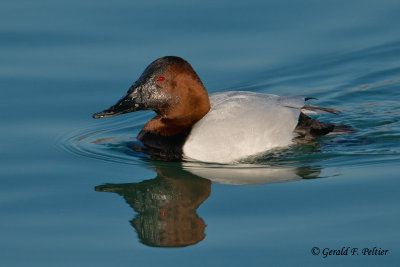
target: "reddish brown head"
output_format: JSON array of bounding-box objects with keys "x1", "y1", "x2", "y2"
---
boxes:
[{"x1": 93, "y1": 56, "x2": 211, "y2": 136}]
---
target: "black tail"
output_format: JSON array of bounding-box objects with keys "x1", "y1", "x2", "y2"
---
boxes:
[
  {"x1": 327, "y1": 123, "x2": 356, "y2": 136},
  {"x1": 294, "y1": 113, "x2": 355, "y2": 141}
]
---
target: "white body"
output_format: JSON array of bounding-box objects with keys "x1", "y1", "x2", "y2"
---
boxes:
[{"x1": 182, "y1": 91, "x2": 304, "y2": 163}]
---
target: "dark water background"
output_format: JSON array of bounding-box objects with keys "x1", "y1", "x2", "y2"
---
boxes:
[{"x1": 1, "y1": 0, "x2": 400, "y2": 266}]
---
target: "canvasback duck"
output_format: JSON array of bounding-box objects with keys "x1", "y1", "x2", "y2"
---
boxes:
[{"x1": 93, "y1": 56, "x2": 353, "y2": 163}]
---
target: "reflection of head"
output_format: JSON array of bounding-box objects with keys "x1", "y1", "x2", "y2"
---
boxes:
[{"x1": 95, "y1": 167, "x2": 211, "y2": 247}]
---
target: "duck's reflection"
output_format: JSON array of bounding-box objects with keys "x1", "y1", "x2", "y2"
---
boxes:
[
  {"x1": 95, "y1": 161, "x2": 321, "y2": 248},
  {"x1": 95, "y1": 165, "x2": 211, "y2": 247}
]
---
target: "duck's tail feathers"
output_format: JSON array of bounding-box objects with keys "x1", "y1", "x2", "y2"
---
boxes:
[
  {"x1": 327, "y1": 123, "x2": 357, "y2": 136},
  {"x1": 294, "y1": 113, "x2": 356, "y2": 140}
]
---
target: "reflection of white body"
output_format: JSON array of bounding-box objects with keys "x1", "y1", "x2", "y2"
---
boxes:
[
  {"x1": 183, "y1": 162, "x2": 303, "y2": 185},
  {"x1": 183, "y1": 92, "x2": 304, "y2": 163}
]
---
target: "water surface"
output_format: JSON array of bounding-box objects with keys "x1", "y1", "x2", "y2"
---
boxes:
[{"x1": 1, "y1": 0, "x2": 400, "y2": 266}]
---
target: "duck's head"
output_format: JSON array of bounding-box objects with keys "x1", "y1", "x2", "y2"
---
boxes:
[{"x1": 93, "y1": 56, "x2": 210, "y2": 129}]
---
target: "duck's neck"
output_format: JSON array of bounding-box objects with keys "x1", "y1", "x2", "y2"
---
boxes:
[
  {"x1": 140, "y1": 82, "x2": 211, "y2": 137},
  {"x1": 141, "y1": 111, "x2": 207, "y2": 137}
]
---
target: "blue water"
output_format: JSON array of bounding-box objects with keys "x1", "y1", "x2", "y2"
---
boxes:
[{"x1": 1, "y1": 0, "x2": 400, "y2": 266}]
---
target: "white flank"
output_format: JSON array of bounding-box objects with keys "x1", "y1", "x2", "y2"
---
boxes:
[{"x1": 183, "y1": 91, "x2": 304, "y2": 163}]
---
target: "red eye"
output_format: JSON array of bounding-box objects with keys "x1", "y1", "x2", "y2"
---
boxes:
[{"x1": 158, "y1": 76, "x2": 165, "y2": 81}]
